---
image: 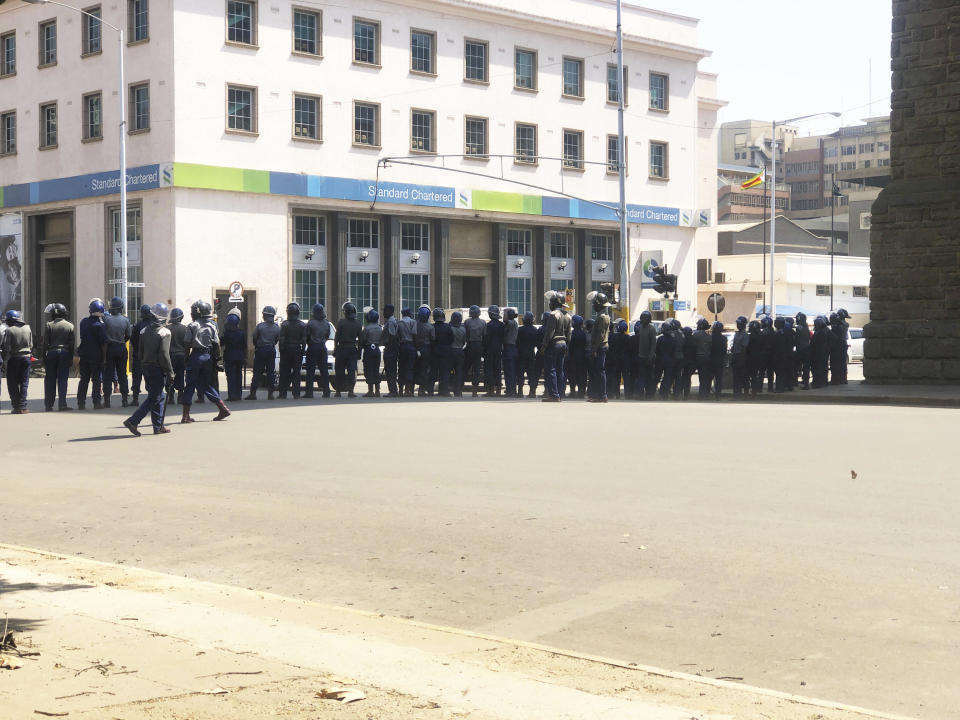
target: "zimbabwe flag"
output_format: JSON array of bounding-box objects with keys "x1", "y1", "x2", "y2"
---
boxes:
[{"x1": 740, "y1": 169, "x2": 765, "y2": 190}]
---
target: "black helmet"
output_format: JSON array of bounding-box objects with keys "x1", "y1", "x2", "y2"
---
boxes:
[
  {"x1": 522, "y1": 311, "x2": 534, "y2": 325},
  {"x1": 696, "y1": 318, "x2": 710, "y2": 331},
  {"x1": 139, "y1": 303, "x2": 151, "y2": 320},
  {"x1": 450, "y1": 311, "x2": 463, "y2": 326},
  {"x1": 736, "y1": 316, "x2": 748, "y2": 330},
  {"x1": 287, "y1": 302, "x2": 301, "y2": 317},
  {"x1": 671, "y1": 318, "x2": 682, "y2": 330},
  {"x1": 468, "y1": 305, "x2": 480, "y2": 318},
  {"x1": 262, "y1": 305, "x2": 277, "y2": 320},
  {"x1": 366, "y1": 308, "x2": 379, "y2": 324},
  {"x1": 148, "y1": 302, "x2": 169, "y2": 324},
  {"x1": 712, "y1": 321, "x2": 724, "y2": 332},
  {"x1": 342, "y1": 302, "x2": 357, "y2": 318},
  {"x1": 432, "y1": 307, "x2": 445, "y2": 322},
  {"x1": 197, "y1": 301, "x2": 213, "y2": 318},
  {"x1": 190, "y1": 300, "x2": 202, "y2": 321},
  {"x1": 682, "y1": 326, "x2": 693, "y2": 336},
  {"x1": 814, "y1": 316, "x2": 828, "y2": 329},
  {"x1": 829, "y1": 312, "x2": 839, "y2": 324},
  {"x1": 837, "y1": 308, "x2": 850, "y2": 320},
  {"x1": 774, "y1": 317, "x2": 785, "y2": 329},
  {"x1": 504, "y1": 308, "x2": 517, "y2": 321},
  {"x1": 588, "y1": 291, "x2": 611, "y2": 310},
  {"x1": 748, "y1": 320, "x2": 761, "y2": 333},
  {"x1": 639, "y1": 310, "x2": 652, "y2": 324},
  {"x1": 795, "y1": 312, "x2": 807, "y2": 325},
  {"x1": 382, "y1": 304, "x2": 395, "y2": 316},
  {"x1": 401, "y1": 307, "x2": 412, "y2": 317},
  {"x1": 109, "y1": 296, "x2": 124, "y2": 313},
  {"x1": 487, "y1": 304, "x2": 501, "y2": 320},
  {"x1": 544, "y1": 290, "x2": 565, "y2": 310},
  {"x1": 312, "y1": 303, "x2": 325, "y2": 320},
  {"x1": 169, "y1": 307, "x2": 184, "y2": 323},
  {"x1": 760, "y1": 315, "x2": 773, "y2": 328}
]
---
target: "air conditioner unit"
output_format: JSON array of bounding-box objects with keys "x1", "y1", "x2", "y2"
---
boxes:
[{"x1": 714, "y1": 272, "x2": 726, "y2": 284}]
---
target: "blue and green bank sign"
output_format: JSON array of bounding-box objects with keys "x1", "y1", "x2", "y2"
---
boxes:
[{"x1": 1, "y1": 162, "x2": 711, "y2": 228}]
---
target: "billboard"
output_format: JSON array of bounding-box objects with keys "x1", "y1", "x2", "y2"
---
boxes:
[{"x1": 0, "y1": 212, "x2": 23, "y2": 314}]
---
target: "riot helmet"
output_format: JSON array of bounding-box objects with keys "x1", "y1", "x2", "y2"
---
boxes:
[
  {"x1": 587, "y1": 291, "x2": 611, "y2": 311},
  {"x1": 712, "y1": 321, "x2": 725, "y2": 332},
  {"x1": 262, "y1": 305, "x2": 277, "y2": 320},
  {"x1": 401, "y1": 307, "x2": 413, "y2": 318},
  {"x1": 639, "y1": 310, "x2": 652, "y2": 325},
  {"x1": 795, "y1": 312, "x2": 807, "y2": 326},
  {"x1": 286, "y1": 302, "x2": 301, "y2": 318},
  {"x1": 417, "y1": 306, "x2": 431, "y2": 322},
  {"x1": 342, "y1": 302, "x2": 358, "y2": 319},
  {"x1": 837, "y1": 308, "x2": 850, "y2": 320},
  {"x1": 504, "y1": 307, "x2": 517, "y2": 321},
  {"x1": 814, "y1": 316, "x2": 827, "y2": 329},
  {"x1": 149, "y1": 303, "x2": 169, "y2": 325},
  {"x1": 190, "y1": 301, "x2": 202, "y2": 321},
  {"x1": 829, "y1": 312, "x2": 839, "y2": 325},
  {"x1": 522, "y1": 311, "x2": 534, "y2": 325},
  {"x1": 109, "y1": 296, "x2": 124, "y2": 314},
  {"x1": 198, "y1": 301, "x2": 213, "y2": 319},
  {"x1": 487, "y1": 304, "x2": 501, "y2": 320},
  {"x1": 382, "y1": 304, "x2": 395, "y2": 318},
  {"x1": 618, "y1": 319, "x2": 629, "y2": 333},
  {"x1": 450, "y1": 311, "x2": 463, "y2": 326},
  {"x1": 468, "y1": 305, "x2": 480, "y2": 318},
  {"x1": 571, "y1": 314, "x2": 584, "y2": 327},
  {"x1": 696, "y1": 318, "x2": 710, "y2": 331},
  {"x1": 139, "y1": 303, "x2": 151, "y2": 320},
  {"x1": 748, "y1": 320, "x2": 761, "y2": 333},
  {"x1": 432, "y1": 307, "x2": 445, "y2": 323},
  {"x1": 366, "y1": 308, "x2": 380, "y2": 324},
  {"x1": 169, "y1": 307, "x2": 184, "y2": 323},
  {"x1": 3, "y1": 309, "x2": 23, "y2": 326},
  {"x1": 760, "y1": 315, "x2": 773, "y2": 328},
  {"x1": 88, "y1": 299, "x2": 105, "y2": 316},
  {"x1": 544, "y1": 290, "x2": 564, "y2": 310},
  {"x1": 682, "y1": 326, "x2": 693, "y2": 336},
  {"x1": 774, "y1": 317, "x2": 785, "y2": 330},
  {"x1": 736, "y1": 316, "x2": 748, "y2": 330}
]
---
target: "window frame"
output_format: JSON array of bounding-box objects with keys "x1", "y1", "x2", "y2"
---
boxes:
[
  {"x1": 550, "y1": 231, "x2": 573, "y2": 259},
  {"x1": 38, "y1": 19, "x2": 57, "y2": 68},
  {"x1": 225, "y1": 83, "x2": 258, "y2": 135},
  {"x1": 347, "y1": 217, "x2": 380, "y2": 249},
  {"x1": 506, "y1": 277, "x2": 532, "y2": 317},
  {"x1": 0, "y1": 110, "x2": 16, "y2": 156},
  {"x1": 292, "y1": 268, "x2": 326, "y2": 312},
  {"x1": 39, "y1": 101, "x2": 57, "y2": 150},
  {"x1": 352, "y1": 100, "x2": 381, "y2": 148},
  {"x1": 561, "y1": 56, "x2": 584, "y2": 99},
  {"x1": 590, "y1": 234, "x2": 614, "y2": 261},
  {"x1": 649, "y1": 140, "x2": 669, "y2": 180},
  {"x1": 514, "y1": 121, "x2": 538, "y2": 166},
  {"x1": 352, "y1": 17, "x2": 381, "y2": 68},
  {"x1": 400, "y1": 272, "x2": 428, "y2": 310},
  {"x1": 107, "y1": 203, "x2": 144, "y2": 317},
  {"x1": 82, "y1": 91, "x2": 103, "y2": 142},
  {"x1": 128, "y1": 81, "x2": 150, "y2": 134},
  {"x1": 291, "y1": 6, "x2": 321, "y2": 57},
  {"x1": 347, "y1": 271, "x2": 380, "y2": 314},
  {"x1": 815, "y1": 285, "x2": 830, "y2": 297},
  {"x1": 292, "y1": 213, "x2": 327, "y2": 247},
  {"x1": 606, "y1": 134, "x2": 628, "y2": 175},
  {"x1": 400, "y1": 221, "x2": 430, "y2": 252},
  {"x1": 225, "y1": 0, "x2": 258, "y2": 48},
  {"x1": 292, "y1": 92, "x2": 322, "y2": 142},
  {"x1": 410, "y1": 107, "x2": 436, "y2": 154},
  {"x1": 606, "y1": 63, "x2": 628, "y2": 105},
  {"x1": 649, "y1": 71, "x2": 669, "y2": 112},
  {"x1": 506, "y1": 228, "x2": 532, "y2": 257},
  {"x1": 127, "y1": 0, "x2": 149, "y2": 44},
  {"x1": 562, "y1": 128, "x2": 585, "y2": 171},
  {"x1": 463, "y1": 38, "x2": 489, "y2": 84},
  {"x1": 514, "y1": 47, "x2": 538, "y2": 92},
  {"x1": 464, "y1": 115, "x2": 489, "y2": 160},
  {"x1": 409, "y1": 28, "x2": 436, "y2": 76},
  {"x1": 853, "y1": 286, "x2": 869, "y2": 298},
  {"x1": 0, "y1": 32, "x2": 15, "y2": 78},
  {"x1": 81, "y1": 5, "x2": 102, "y2": 57}
]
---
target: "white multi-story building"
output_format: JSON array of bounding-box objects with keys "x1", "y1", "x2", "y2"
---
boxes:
[{"x1": 0, "y1": 0, "x2": 720, "y2": 334}]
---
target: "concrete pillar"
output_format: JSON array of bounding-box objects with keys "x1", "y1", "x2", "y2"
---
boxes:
[
  {"x1": 494, "y1": 223, "x2": 506, "y2": 305},
  {"x1": 387, "y1": 216, "x2": 400, "y2": 308},
  {"x1": 574, "y1": 228, "x2": 589, "y2": 317},
  {"x1": 331, "y1": 213, "x2": 345, "y2": 311},
  {"x1": 534, "y1": 226, "x2": 546, "y2": 308},
  {"x1": 435, "y1": 219, "x2": 450, "y2": 308}
]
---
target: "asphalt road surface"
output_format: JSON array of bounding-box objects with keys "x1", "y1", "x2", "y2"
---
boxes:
[{"x1": 1, "y1": 388, "x2": 956, "y2": 719}]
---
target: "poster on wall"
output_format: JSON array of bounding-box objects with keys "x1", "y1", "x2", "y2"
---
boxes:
[{"x1": 0, "y1": 212, "x2": 23, "y2": 315}]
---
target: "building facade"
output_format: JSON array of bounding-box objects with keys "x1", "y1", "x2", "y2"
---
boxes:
[
  {"x1": 0, "y1": 0, "x2": 719, "y2": 335},
  {"x1": 716, "y1": 164, "x2": 789, "y2": 224}
]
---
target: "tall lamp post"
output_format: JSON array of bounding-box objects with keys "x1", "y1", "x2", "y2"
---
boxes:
[
  {"x1": 24, "y1": 0, "x2": 127, "y2": 316},
  {"x1": 615, "y1": 0, "x2": 629, "y2": 319},
  {"x1": 768, "y1": 111, "x2": 840, "y2": 316}
]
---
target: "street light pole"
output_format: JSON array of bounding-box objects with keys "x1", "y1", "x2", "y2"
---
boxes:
[
  {"x1": 615, "y1": 0, "x2": 629, "y2": 319},
  {"x1": 23, "y1": 0, "x2": 127, "y2": 315}
]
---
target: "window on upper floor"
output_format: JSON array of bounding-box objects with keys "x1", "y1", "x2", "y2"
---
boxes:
[
  {"x1": 515, "y1": 123, "x2": 537, "y2": 164},
  {"x1": 607, "y1": 134, "x2": 627, "y2": 174},
  {"x1": 507, "y1": 228, "x2": 531, "y2": 257},
  {"x1": 401, "y1": 222, "x2": 430, "y2": 252},
  {"x1": 128, "y1": 0, "x2": 149, "y2": 43},
  {"x1": 293, "y1": 214, "x2": 326, "y2": 246},
  {"x1": 649, "y1": 72, "x2": 669, "y2": 111},
  {"x1": 464, "y1": 116, "x2": 488, "y2": 158},
  {"x1": 348, "y1": 218, "x2": 379, "y2": 248},
  {"x1": 0, "y1": 111, "x2": 16, "y2": 156},
  {"x1": 39, "y1": 102, "x2": 57, "y2": 149},
  {"x1": 411, "y1": 109, "x2": 435, "y2": 153},
  {"x1": 293, "y1": 93, "x2": 321, "y2": 141},
  {"x1": 226, "y1": 84, "x2": 256, "y2": 133},
  {"x1": 649, "y1": 141, "x2": 668, "y2": 179},
  {"x1": 562, "y1": 129, "x2": 584, "y2": 170},
  {"x1": 292, "y1": 7, "x2": 321, "y2": 55},
  {"x1": 353, "y1": 101, "x2": 380, "y2": 147},
  {"x1": 129, "y1": 82, "x2": 150, "y2": 132},
  {"x1": 0, "y1": 32, "x2": 14, "y2": 77},
  {"x1": 353, "y1": 18, "x2": 379, "y2": 66},
  {"x1": 590, "y1": 234, "x2": 613, "y2": 261},
  {"x1": 514, "y1": 48, "x2": 537, "y2": 91},
  {"x1": 606, "y1": 63, "x2": 628, "y2": 105},
  {"x1": 83, "y1": 91, "x2": 102, "y2": 141},
  {"x1": 410, "y1": 29, "x2": 435, "y2": 75},
  {"x1": 39, "y1": 20, "x2": 57, "y2": 67},
  {"x1": 464, "y1": 39, "x2": 488, "y2": 83},
  {"x1": 550, "y1": 231, "x2": 573, "y2": 258},
  {"x1": 562, "y1": 57, "x2": 583, "y2": 98},
  {"x1": 82, "y1": 6, "x2": 102, "y2": 55},
  {"x1": 226, "y1": 0, "x2": 256, "y2": 46}
]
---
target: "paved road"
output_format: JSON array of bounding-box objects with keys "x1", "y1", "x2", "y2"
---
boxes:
[{"x1": 1, "y1": 390, "x2": 957, "y2": 719}]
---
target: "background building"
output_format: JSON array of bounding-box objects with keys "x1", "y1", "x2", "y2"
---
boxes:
[
  {"x1": 717, "y1": 164, "x2": 789, "y2": 223},
  {"x1": 0, "y1": 0, "x2": 720, "y2": 340}
]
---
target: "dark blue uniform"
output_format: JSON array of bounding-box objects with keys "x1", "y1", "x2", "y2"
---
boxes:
[
  {"x1": 221, "y1": 325, "x2": 246, "y2": 401},
  {"x1": 130, "y1": 318, "x2": 150, "y2": 400},
  {"x1": 434, "y1": 321, "x2": 454, "y2": 396},
  {"x1": 483, "y1": 318, "x2": 504, "y2": 395},
  {"x1": 516, "y1": 324, "x2": 538, "y2": 397},
  {"x1": 567, "y1": 326, "x2": 588, "y2": 398},
  {"x1": 76, "y1": 316, "x2": 105, "y2": 409}
]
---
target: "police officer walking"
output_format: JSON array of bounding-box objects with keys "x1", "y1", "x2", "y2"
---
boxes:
[
  {"x1": 304, "y1": 303, "x2": 332, "y2": 399},
  {"x1": 278, "y1": 302, "x2": 307, "y2": 399},
  {"x1": 246, "y1": 306, "x2": 280, "y2": 400},
  {"x1": 586, "y1": 291, "x2": 611, "y2": 403},
  {"x1": 166, "y1": 308, "x2": 190, "y2": 404},
  {"x1": 181, "y1": 301, "x2": 230, "y2": 422},
  {"x1": 379, "y1": 305, "x2": 400, "y2": 397},
  {"x1": 102, "y1": 296, "x2": 132, "y2": 407},
  {"x1": 222, "y1": 307, "x2": 246, "y2": 402},
  {"x1": 76, "y1": 299, "x2": 106, "y2": 410},
  {"x1": 540, "y1": 291, "x2": 571, "y2": 402},
  {"x1": 463, "y1": 305, "x2": 485, "y2": 398},
  {"x1": 361, "y1": 308, "x2": 383, "y2": 397},
  {"x1": 123, "y1": 303, "x2": 175, "y2": 436},
  {"x1": 1, "y1": 310, "x2": 32, "y2": 414},
  {"x1": 130, "y1": 304, "x2": 152, "y2": 404},
  {"x1": 43, "y1": 303, "x2": 75, "y2": 411},
  {"x1": 334, "y1": 301, "x2": 362, "y2": 398}
]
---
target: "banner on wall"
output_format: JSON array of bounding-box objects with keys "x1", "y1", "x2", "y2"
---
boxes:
[{"x1": 0, "y1": 212, "x2": 23, "y2": 314}]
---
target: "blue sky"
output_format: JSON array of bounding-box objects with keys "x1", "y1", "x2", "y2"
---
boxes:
[{"x1": 643, "y1": 0, "x2": 893, "y2": 135}]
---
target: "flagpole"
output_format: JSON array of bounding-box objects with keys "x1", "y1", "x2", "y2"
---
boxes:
[
  {"x1": 762, "y1": 169, "x2": 767, "y2": 315},
  {"x1": 830, "y1": 171, "x2": 835, "y2": 312}
]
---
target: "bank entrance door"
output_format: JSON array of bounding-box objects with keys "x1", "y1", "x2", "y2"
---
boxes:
[
  {"x1": 451, "y1": 276, "x2": 484, "y2": 309},
  {"x1": 29, "y1": 212, "x2": 73, "y2": 328}
]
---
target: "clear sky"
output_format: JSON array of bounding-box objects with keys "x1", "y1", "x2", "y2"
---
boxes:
[{"x1": 642, "y1": 0, "x2": 893, "y2": 136}]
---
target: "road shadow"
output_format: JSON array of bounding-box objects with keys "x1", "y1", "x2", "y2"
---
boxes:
[
  {"x1": 0, "y1": 577, "x2": 95, "y2": 595},
  {"x1": 68, "y1": 434, "x2": 136, "y2": 443}
]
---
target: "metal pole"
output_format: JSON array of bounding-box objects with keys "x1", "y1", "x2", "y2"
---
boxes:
[
  {"x1": 761, "y1": 171, "x2": 767, "y2": 314},
  {"x1": 616, "y1": 0, "x2": 629, "y2": 320},
  {"x1": 118, "y1": 28, "x2": 128, "y2": 317},
  {"x1": 768, "y1": 120, "x2": 777, "y2": 317},
  {"x1": 830, "y1": 172, "x2": 835, "y2": 312}
]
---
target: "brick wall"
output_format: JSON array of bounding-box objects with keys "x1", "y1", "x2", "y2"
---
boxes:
[{"x1": 864, "y1": 0, "x2": 960, "y2": 383}]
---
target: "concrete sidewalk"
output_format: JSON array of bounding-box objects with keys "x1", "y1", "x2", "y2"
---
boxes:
[{"x1": 0, "y1": 545, "x2": 916, "y2": 720}]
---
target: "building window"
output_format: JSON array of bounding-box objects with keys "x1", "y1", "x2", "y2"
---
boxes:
[
  {"x1": 649, "y1": 72, "x2": 668, "y2": 111},
  {"x1": 39, "y1": 102, "x2": 57, "y2": 148},
  {"x1": 464, "y1": 39, "x2": 488, "y2": 82},
  {"x1": 816, "y1": 285, "x2": 830, "y2": 296},
  {"x1": 353, "y1": 18, "x2": 379, "y2": 65},
  {"x1": 506, "y1": 277, "x2": 531, "y2": 316},
  {"x1": 293, "y1": 214, "x2": 325, "y2": 246},
  {"x1": 410, "y1": 29, "x2": 435, "y2": 74},
  {"x1": 292, "y1": 8, "x2": 320, "y2": 55},
  {"x1": 0, "y1": 32, "x2": 15, "y2": 77},
  {"x1": 411, "y1": 109, "x2": 435, "y2": 153},
  {"x1": 607, "y1": 134, "x2": 626, "y2": 174},
  {"x1": 0, "y1": 111, "x2": 15, "y2": 156},
  {"x1": 293, "y1": 93, "x2": 321, "y2": 140},
  {"x1": 862, "y1": 160, "x2": 872, "y2": 169},
  {"x1": 39, "y1": 20, "x2": 57, "y2": 67},
  {"x1": 550, "y1": 279, "x2": 569, "y2": 293},
  {"x1": 348, "y1": 218, "x2": 379, "y2": 248},
  {"x1": 840, "y1": 161, "x2": 856, "y2": 171},
  {"x1": 226, "y1": 1, "x2": 256, "y2": 46},
  {"x1": 562, "y1": 56, "x2": 583, "y2": 98},
  {"x1": 506, "y1": 228, "x2": 531, "y2": 257},
  {"x1": 878, "y1": 158, "x2": 891, "y2": 167},
  {"x1": 550, "y1": 231, "x2": 573, "y2": 258},
  {"x1": 841, "y1": 144, "x2": 856, "y2": 156},
  {"x1": 514, "y1": 48, "x2": 537, "y2": 90},
  {"x1": 515, "y1": 123, "x2": 537, "y2": 164},
  {"x1": 859, "y1": 142, "x2": 875, "y2": 153},
  {"x1": 293, "y1": 269, "x2": 325, "y2": 311},
  {"x1": 129, "y1": 82, "x2": 150, "y2": 132},
  {"x1": 877, "y1": 141, "x2": 890, "y2": 152},
  {"x1": 853, "y1": 286, "x2": 869, "y2": 298},
  {"x1": 348, "y1": 271, "x2": 378, "y2": 313},
  {"x1": 401, "y1": 222, "x2": 429, "y2": 251},
  {"x1": 400, "y1": 273, "x2": 429, "y2": 310},
  {"x1": 649, "y1": 141, "x2": 668, "y2": 179},
  {"x1": 606, "y1": 64, "x2": 627, "y2": 104},
  {"x1": 590, "y1": 234, "x2": 613, "y2": 261},
  {"x1": 110, "y1": 206, "x2": 143, "y2": 317},
  {"x1": 83, "y1": 92, "x2": 102, "y2": 141},
  {"x1": 464, "y1": 116, "x2": 488, "y2": 158},
  {"x1": 227, "y1": 84, "x2": 256, "y2": 133},
  {"x1": 82, "y1": 7, "x2": 102, "y2": 55},
  {"x1": 562, "y1": 129, "x2": 584, "y2": 170},
  {"x1": 128, "y1": 0, "x2": 149, "y2": 43},
  {"x1": 353, "y1": 101, "x2": 379, "y2": 146}
]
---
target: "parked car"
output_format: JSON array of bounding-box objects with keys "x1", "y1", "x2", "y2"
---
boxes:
[{"x1": 848, "y1": 327, "x2": 864, "y2": 362}]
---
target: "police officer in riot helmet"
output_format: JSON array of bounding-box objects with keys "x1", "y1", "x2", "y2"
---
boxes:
[
  {"x1": 708, "y1": 320, "x2": 727, "y2": 400},
  {"x1": 448, "y1": 311, "x2": 467, "y2": 397},
  {"x1": 432, "y1": 307, "x2": 454, "y2": 397},
  {"x1": 634, "y1": 310, "x2": 657, "y2": 399},
  {"x1": 102, "y1": 296, "x2": 133, "y2": 407},
  {"x1": 731, "y1": 315, "x2": 750, "y2": 398},
  {"x1": 484, "y1": 305, "x2": 504, "y2": 397},
  {"x1": 304, "y1": 303, "x2": 332, "y2": 399},
  {"x1": 540, "y1": 290, "x2": 572, "y2": 402},
  {"x1": 181, "y1": 301, "x2": 230, "y2": 423},
  {"x1": 397, "y1": 307, "x2": 418, "y2": 396},
  {"x1": 586, "y1": 291, "x2": 611, "y2": 402},
  {"x1": 361, "y1": 308, "x2": 383, "y2": 397},
  {"x1": 517, "y1": 311, "x2": 538, "y2": 398},
  {"x1": 42, "y1": 303, "x2": 75, "y2": 411},
  {"x1": 502, "y1": 308, "x2": 520, "y2": 397},
  {"x1": 334, "y1": 301, "x2": 362, "y2": 397},
  {"x1": 278, "y1": 301, "x2": 307, "y2": 399},
  {"x1": 246, "y1": 305, "x2": 281, "y2": 400},
  {"x1": 414, "y1": 305, "x2": 435, "y2": 396},
  {"x1": 811, "y1": 315, "x2": 831, "y2": 388},
  {"x1": 129, "y1": 303, "x2": 152, "y2": 404},
  {"x1": 462, "y1": 304, "x2": 486, "y2": 397},
  {"x1": 221, "y1": 307, "x2": 246, "y2": 401},
  {"x1": 123, "y1": 303, "x2": 175, "y2": 436},
  {"x1": 379, "y1": 304, "x2": 400, "y2": 397},
  {"x1": 75, "y1": 299, "x2": 107, "y2": 410}
]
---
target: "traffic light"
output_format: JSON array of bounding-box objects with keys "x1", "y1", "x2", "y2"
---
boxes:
[{"x1": 652, "y1": 265, "x2": 678, "y2": 298}]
